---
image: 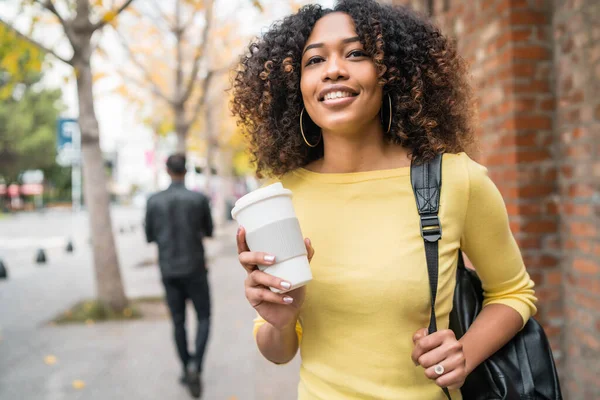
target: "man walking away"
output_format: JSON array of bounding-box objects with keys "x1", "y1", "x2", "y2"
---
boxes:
[{"x1": 145, "y1": 154, "x2": 213, "y2": 398}]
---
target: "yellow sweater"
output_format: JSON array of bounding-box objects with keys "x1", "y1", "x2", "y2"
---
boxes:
[{"x1": 253, "y1": 153, "x2": 537, "y2": 400}]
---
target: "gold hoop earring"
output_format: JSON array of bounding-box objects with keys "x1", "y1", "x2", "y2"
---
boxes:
[
  {"x1": 381, "y1": 94, "x2": 392, "y2": 134},
  {"x1": 300, "y1": 107, "x2": 321, "y2": 148}
]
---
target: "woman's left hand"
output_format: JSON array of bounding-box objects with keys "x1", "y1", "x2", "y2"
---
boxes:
[{"x1": 411, "y1": 328, "x2": 468, "y2": 390}]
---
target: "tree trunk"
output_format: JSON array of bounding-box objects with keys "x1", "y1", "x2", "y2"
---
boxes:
[
  {"x1": 174, "y1": 104, "x2": 187, "y2": 153},
  {"x1": 74, "y1": 44, "x2": 128, "y2": 312},
  {"x1": 215, "y1": 146, "x2": 234, "y2": 226}
]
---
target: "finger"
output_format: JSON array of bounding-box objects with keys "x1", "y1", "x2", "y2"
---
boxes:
[
  {"x1": 305, "y1": 238, "x2": 315, "y2": 262},
  {"x1": 412, "y1": 328, "x2": 428, "y2": 344},
  {"x1": 236, "y1": 226, "x2": 250, "y2": 254},
  {"x1": 418, "y1": 340, "x2": 463, "y2": 369},
  {"x1": 245, "y1": 286, "x2": 295, "y2": 307},
  {"x1": 424, "y1": 352, "x2": 465, "y2": 381},
  {"x1": 239, "y1": 251, "x2": 276, "y2": 273},
  {"x1": 246, "y1": 269, "x2": 292, "y2": 291},
  {"x1": 434, "y1": 364, "x2": 466, "y2": 389},
  {"x1": 412, "y1": 330, "x2": 446, "y2": 366}
]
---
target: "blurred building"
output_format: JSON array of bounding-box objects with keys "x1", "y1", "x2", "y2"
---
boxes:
[{"x1": 383, "y1": 0, "x2": 598, "y2": 398}]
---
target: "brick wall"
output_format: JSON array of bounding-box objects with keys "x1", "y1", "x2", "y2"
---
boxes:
[
  {"x1": 382, "y1": 0, "x2": 599, "y2": 397},
  {"x1": 554, "y1": 0, "x2": 600, "y2": 398}
]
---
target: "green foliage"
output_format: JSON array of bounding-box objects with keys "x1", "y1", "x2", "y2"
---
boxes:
[
  {"x1": 0, "y1": 23, "x2": 45, "y2": 100},
  {"x1": 0, "y1": 76, "x2": 65, "y2": 184}
]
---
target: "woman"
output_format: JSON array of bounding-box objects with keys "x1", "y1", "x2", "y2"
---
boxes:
[{"x1": 231, "y1": 1, "x2": 537, "y2": 399}]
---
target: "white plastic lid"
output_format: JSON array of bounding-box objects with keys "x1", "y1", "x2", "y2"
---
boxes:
[{"x1": 231, "y1": 182, "x2": 292, "y2": 220}]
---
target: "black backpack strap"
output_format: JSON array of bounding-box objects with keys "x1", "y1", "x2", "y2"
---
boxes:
[{"x1": 410, "y1": 154, "x2": 451, "y2": 400}]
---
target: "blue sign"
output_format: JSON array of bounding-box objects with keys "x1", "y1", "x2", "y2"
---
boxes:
[{"x1": 57, "y1": 118, "x2": 79, "y2": 152}]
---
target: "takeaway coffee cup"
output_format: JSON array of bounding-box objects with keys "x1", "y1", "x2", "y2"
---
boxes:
[{"x1": 231, "y1": 183, "x2": 312, "y2": 293}]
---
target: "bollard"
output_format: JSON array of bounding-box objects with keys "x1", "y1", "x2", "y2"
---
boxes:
[
  {"x1": 36, "y1": 249, "x2": 47, "y2": 264},
  {"x1": 66, "y1": 239, "x2": 74, "y2": 253},
  {"x1": 0, "y1": 258, "x2": 7, "y2": 279}
]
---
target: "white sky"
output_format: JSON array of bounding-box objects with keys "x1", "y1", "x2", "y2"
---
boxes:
[{"x1": 0, "y1": 0, "x2": 335, "y2": 188}]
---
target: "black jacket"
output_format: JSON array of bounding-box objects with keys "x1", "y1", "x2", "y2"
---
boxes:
[{"x1": 145, "y1": 182, "x2": 213, "y2": 277}]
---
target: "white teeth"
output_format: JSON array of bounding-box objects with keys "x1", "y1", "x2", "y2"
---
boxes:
[{"x1": 324, "y1": 91, "x2": 353, "y2": 101}]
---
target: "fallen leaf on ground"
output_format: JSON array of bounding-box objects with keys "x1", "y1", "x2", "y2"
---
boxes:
[
  {"x1": 44, "y1": 355, "x2": 58, "y2": 365},
  {"x1": 85, "y1": 319, "x2": 95, "y2": 325},
  {"x1": 72, "y1": 380, "x2": 85, "y2": 389}
]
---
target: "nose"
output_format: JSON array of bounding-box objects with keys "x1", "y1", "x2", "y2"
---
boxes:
[{"x1": 321, "y1": 55, "x2": 349, "y2": 82}]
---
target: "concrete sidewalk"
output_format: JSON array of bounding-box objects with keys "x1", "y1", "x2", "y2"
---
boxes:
[{"x1": 0, "y1": 216, "x2": 300, "y2": 400}]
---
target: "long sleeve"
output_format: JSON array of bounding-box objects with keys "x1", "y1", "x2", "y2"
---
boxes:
[
  {"x1": 460, "y1": 158, "x2": 538, "y2": 326},
  {"x1": 145, "y1": 200, "x2": 155, "y2": 243},
  {"x1": 201, "y1": 195, "x2": 214, "y2": 238}
]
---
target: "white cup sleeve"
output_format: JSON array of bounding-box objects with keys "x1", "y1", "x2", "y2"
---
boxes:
[{"x1": 245, "y1": 218, "x2": 307, "y2": 263}]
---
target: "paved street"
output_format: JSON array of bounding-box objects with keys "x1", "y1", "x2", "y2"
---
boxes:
[{"x1": 0, "y1": 207, "x2": 300, "y2": 400}]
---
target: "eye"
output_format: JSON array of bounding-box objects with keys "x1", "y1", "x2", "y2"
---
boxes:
[
  {"x1": 348, "y1": 50, "x2": 367, "y2": 58},
  {"x1": 306, "y1": 56, "x2": 324, "y2": 66}
]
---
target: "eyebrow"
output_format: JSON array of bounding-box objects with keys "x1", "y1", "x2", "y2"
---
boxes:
[{"x1": 302, "y1": 36, "x2": 361, "y2": 56}]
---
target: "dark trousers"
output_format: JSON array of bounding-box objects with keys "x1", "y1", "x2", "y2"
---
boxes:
[{"x1": 162, "y1": 269, "x2": 211, "y2": 372}]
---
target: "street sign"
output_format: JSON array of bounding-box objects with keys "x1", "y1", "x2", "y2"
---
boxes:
[
  {"x1": 56, "y1": 118, "x2": 81, "y2": 167},
  {"x1": 57, "y1": 118, "x2": 79, "y2": 151},
  {"x1": 56, "y1": 117, "x2": 82, "y2": 211}
]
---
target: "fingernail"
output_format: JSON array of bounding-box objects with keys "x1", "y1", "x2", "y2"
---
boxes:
[
  {"x1": 281, "y1": 281, "x2": 291, "y2": 289},
  {"x1": 264, "y1": 255, "x2": 275, "y2": 262},
  {"x1": 237, "y1": 226, "x2": 241, "y2": 235},
  {"x1": 283, "y1": 296, "x2": 293, "y2": 304},
  {"x1": 306, "y1": 238, "x2": 311, "y2": 245},
  {"x1": 414, "y1": 361, "x2": 420, "y2": 367}
]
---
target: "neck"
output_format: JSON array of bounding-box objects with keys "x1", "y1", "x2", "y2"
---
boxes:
[
  {"x1": 171, "y1": 178, "x2": 185, "y2": 184},
  {"x1": 310, "y1": 119, "x2": 410, "y2": 173}
]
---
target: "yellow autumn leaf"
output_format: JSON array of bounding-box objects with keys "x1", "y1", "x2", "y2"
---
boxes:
[
  {"x1": 101, "y1": 10, "x2": 118, "y2": 24},
  {"x1": 92, "y1": 72, "x2": 109, "y2": 84},
  {"x1": 44, "y1": 355, "x2": 58, "y2": 365},
  {"x1": 85, "y1": 319, "x2": 95, "y2": 325},
  {"x1": 72, "y1": 380, "x2": 86, "y2": 389}
]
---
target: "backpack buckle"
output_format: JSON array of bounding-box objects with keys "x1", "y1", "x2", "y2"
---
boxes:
[{"x1": 420, "y1": 214, "x2": 442, "y2": 243}]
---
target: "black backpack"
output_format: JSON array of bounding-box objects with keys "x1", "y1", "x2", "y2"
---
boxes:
[{"x1": 410, "y1": 154, "x2": 562, "y2": 400}]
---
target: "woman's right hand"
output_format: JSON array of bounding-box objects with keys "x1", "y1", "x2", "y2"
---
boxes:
[{"x1": 237, "y1": 226, "x2": 314, "y2": 331}]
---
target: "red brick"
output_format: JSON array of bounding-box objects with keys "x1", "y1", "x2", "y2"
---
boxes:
[
  {"x1": 573, "y1": 327, "x2": 600, "y2": 350},
  {"x1": 574, "y1": 292, "x2": 600, "y2": 310},
  {"x1": 518, "y1": 148, "x2": 552, "y2": 162},
  {"x1": 546, "y1": 271, "x2": 562, "y2": 285},
  {"x1": 512, "y1": 80, "x2": 552, "y2": 95},
  {"x1": 568, "y1": 184, "x2": 594, "y2": 198},
  {"x1": 569, "y1": 222, "x2": 597, "y2": 237},
  {"x1": 522, "y1": 220, "x2": 557, "y2": 234},
  {"x1": 573, "y1": 259, "x2": 600, "y2": 275},
  {"x1": 539, "y1": 98, "x2": 555, "y2": 111},
  {"x1": 510, "y1": 62, "x2": 536, "y2": 77},
  {"x1": 560, "y1": 165, "x2": 574, "y2": 178},
  {"x1": 508, "y1": 10, "x2": 548, "y2": 26}
]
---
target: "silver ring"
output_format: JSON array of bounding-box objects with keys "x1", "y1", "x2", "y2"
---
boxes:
[{"x1": 434, "y1": 364, "x2": 445, "y2": 375}]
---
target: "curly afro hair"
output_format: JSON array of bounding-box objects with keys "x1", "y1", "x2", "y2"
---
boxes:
[{"x1": 231, "y1": 0, "x2": 476, "y2": 178}]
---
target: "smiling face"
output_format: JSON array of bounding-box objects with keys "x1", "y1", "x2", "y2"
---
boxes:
[{"x1": 300, "y1": 12, "x2": 383, "y2": 136}]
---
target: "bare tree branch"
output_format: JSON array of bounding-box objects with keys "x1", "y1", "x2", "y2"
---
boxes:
[
  {"x1": 150, "y1": 0, "x2": 174, "y2": 32},
  {"x1": 0, "y1": 19, "x2": 72, "y2": 65},
  {"x1": 122, "y1": 73, "x2": 173, "y2": 104},
  {"x1": 33, "y1": 0, "x2": 75, "y2": 42},
  {"x1": 114, "y1": 30, "x2": 174, "y2": 105},
  {"x1": 186, "y1": 65, "x2": 230, "y2": 129},
  {"x1": 93, "y1": 0, "x2": 136, "y2": 31},
  {"x1": 180, "y1": 0, "x2": 215, "y2": 104}
]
